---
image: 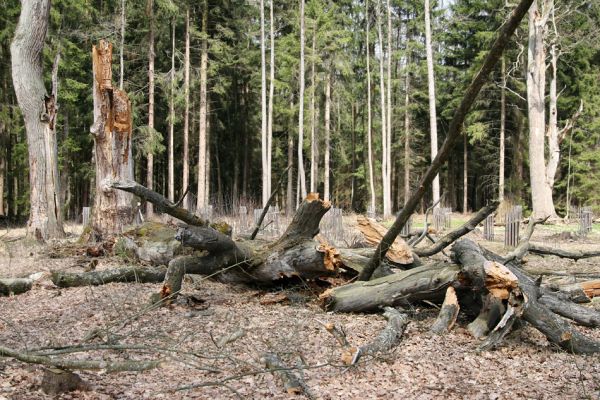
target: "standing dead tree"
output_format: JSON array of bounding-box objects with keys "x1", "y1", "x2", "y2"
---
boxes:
[{"x1": 90, "y1": 41, "x2": 135, "y2": 236}]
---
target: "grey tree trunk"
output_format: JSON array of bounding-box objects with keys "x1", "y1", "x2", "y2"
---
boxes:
[
  {"x1": 499, "y1": 56, "x2": 505, "y2": 203},
  {"x1": 403, "y1": 53, "x2": 411, "y2": 206},
  {"x1": 11, "y1": 0, "x2": 65, "y2": 239},
  {"x1": 146, "y1": 0, "x2": 155, "y2": 217},
  {"x1": 310, "y1": 31, "x2": 317, "y2": 194},
  {"x1": 119, "y1": 0, "x2": 125, "y2": 90},
  {"x1": 298, "y1": 0, "x2": 307, "y2": 199},
  {"x1": 260, "y1": 0, "x2": 269, "y2": 206},
  {"x1": 463, "y1": 131, "x2": 468, "y2": 213},
  {"x1": 168, "y1": 22, "x2": 175, "y2": 203},
  {"x1": 424, "y1": 0, "x2": 440, "y2": 208},
  {"x1": 182, "y1": 8, "x2": 190, "y2": 208},
  {"x1": 267, "y1": 0, "x2": 275, "y2": 203},
  {"x1": 385, "y1": 0, "x2": 393, "y2": 216},
  {"x1": 197, "y1": 0, "x2": 208, "y2": 211},
  {"x1": 527, "y1": 0, "x2": 556, "y2": 218},
  {"x1": 377, "y1": 0, "x2": 389, "y2": 217},
  {"x1": 287, "y1": 98, "x2": 294, "y2": 215},
  {"x1": 366, "y1": 0, "x2": 376, "y2": 213},
  {"x1": 324, "y1": 73, "x2": 331, "y2": 202}
]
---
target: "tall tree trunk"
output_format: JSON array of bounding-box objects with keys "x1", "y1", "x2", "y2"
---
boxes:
[
  {"x1": 385, "y1": 0, "x2": 393, "y2": 216},
  {"x1": 0, "y1": 116, "x2": 5, "y2": 216},
  {"x1": 499, "y1": 55, "x2": 506, "y2": 203},
  {"x1": 366, "y1": 0, "x2": 376, "y2": 213},
  {"x1": 90, "y1": 40, "x2": 134, "y2": 235},
  {"x1": 545, "y1": 43, "x2": 560, "y2": 197},
  {"x1": 267, "y1": 0, "x2": 275, "y2": 204},
  {"x1": 351, "y1": 102, "x2": 356, "y2": 208},
  {"x1": 287, "y1": 98, "x2": 294, "y2": 215},
  {"x1": 11, "y1": 0, "x2": 65, "y2": 239},
  {"x1": 119, "y1": 0, "x2": 125, "y2": 90},
  {"x1": 403, "y1": 53, "x2": 411, "y2": 206},
  {"x1": 182, "y1": 8, "x2": 190, "y2": 209},
  {"x1": 168, "y1": 21, "x2": 175, "y2": 202},
  {"x1": 527, "y1": 0, "x2": 556, "y2": 218},
  {"x1": 324, "y1": 73, "x2": 331, "y2": 202},
  {"x1": 146, "y1": 0, "x2": 155, "y2": 217},
  {"x1": 424, "y1": 0, "x2": 440, "y2": 208},
  {"x1": 260, "y1": 0, "x2": 269, "y2": 206},
  {"x1": 205, "y1": 102, "x2": 211, "y2": 208},
  {"x1": 309, "y1": 31, "x2": 317, "y2": 194},
  {"x1": 463, "y1": 131, "x2": 468, "y2": 213},
  {"x1": 513, "y1": 106, "x2": 525, "y2": 203},
  {"x1": 298, "y1": 0, "x2": 307, "y2": 199},
  {"x1": 197, "y1": 0, "x2": 208, "y2": 211},
  {"x1": 377, "y1": 0, "x2": 389, "y2": 217}
]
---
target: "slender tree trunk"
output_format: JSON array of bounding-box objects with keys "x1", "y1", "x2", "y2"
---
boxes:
[
  {"x1": 205, "y1": 102, "x2": 211, "y2": 208},
  {"x1": 351, "y1": 102, "x2": 356, "y2": 208},
  {"x1": 385, "y1": 0, "x2": 393, "y2": 216},
  {"x1": 0, "y1": 117, "x2": 5, "y2": 216},
  {"x1": 324, "y1": 73, "x2": 331, "y2": 202},
  {"x1": 146, "y1": 0, "x2": 155, "y2": 217},
  {"x1": 11, "y1": 0, "x2": 65, "y2": 239},
  {"x1": 366, "y1": 0, "x2": 376, "y2": 213},
  {"x1": 499, "y1": 56, "x2": 506, "y2": 203},
  {"x1": 545, "y1": 43, "x2": 560, "y2": 195},
  {"x1": 424, "y1": 0, "x2": 440, "y2": 208},
  {"x1": 90, "y1": 41, "x2": 134, "y2": 235},
  {"x1": 197, "y1": 0, "x2": 208, "y2": 211},
  {"x1": 298, "y1": 0, "x2": 307, "y2": 199},
  {"x1": 309, "y1": 31, "x2": 317, "y2": 194},
  {"x1": 527, "y1": 0, "x2": 556, "y2": 218},
  {"x1": 267, "y1": 0, "x2": 275, "y2": 204},
  {"x1": 377, "y1": 0, "x2": 388, "y2": 217},
  {"x1": 182, "y1": 8, "x2": 190, "y2": 208},
  {"x1": 287, "y1": 98, "x2": 294, "y2": 214},
  {"x1": 403, "y1": 54, "x2": 411, "y2": 206},
  {"x1": 463, "y1": 131, "x2": 468, "y2": 213},
  {"x1": 168, "y1": 21, "x2": 175, "y2": 202},
  {"x1": 260, "y1": 0, "x2": 268, "y2": 206},
  {"x1": 119, "y1": 0, "x2": 125, "y2": 90},
  {"x1": 513, "y1": 106, "x2": 525, "y2": 203}
]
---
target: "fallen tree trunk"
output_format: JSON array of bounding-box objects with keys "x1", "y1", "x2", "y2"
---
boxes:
[
  {"x1": 528, "y1": 244, "x2": 600, "y2": 261},
  {"x1": 51, "y1": 265, "x2": 167, "y2": 288},
  {"x1": 546, "y1": 280, "x2": 600, "y2": 303},
  {"x1": 320, "y1": 262, "x2": 459, "y2": 313},
  {"x1": 0, "y1": 277, "x2": 33, "y2": 296}
]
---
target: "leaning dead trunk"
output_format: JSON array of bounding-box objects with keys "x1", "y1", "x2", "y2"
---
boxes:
[
  {"x1": 11, "y1": 0, "x2": 65, "y2": 240},
  {"x1": 90, "y1": 41, "x2": 134, "y2": 236}
]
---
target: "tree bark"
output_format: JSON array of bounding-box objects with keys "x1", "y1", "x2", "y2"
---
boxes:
[
  {"x1": 90, "y1": 41, "x2": 134, "y2": 236},
  {"x1": 309, "y1": 30, "x2": 317, "y2": 194},
  {"x1": 298, "y1": 0, "x2": 307, "y2": 199},
  {"x1": 424, "y1": 0, "x2": 440, "y2": 209},
  {"x1": 499, "y1": 56, "x2": 506, "y2": 202},
  {"x1": 385, "y1": 0, "x2": 393, "y2": 217},
  {"x1": 377, "y1": 0, "x2": 389, "y2": 218},
  {"x1": 267, "y1": 0, "x2": 275, "y2": 203},
  {"x1": 365, "y1": 0, "x2": 376, "y2": 213},
  {"x1": 182, "y1": 8, "x2": 190, "y2": 209},
  {"x1": 168, "y1": 21, "x2": 175, "y2": 203},
  {"x1": 260, "y1": 0, "x2": 269, "y2": 206},
  {"x1": 324, "y1": 73, "x2": 331, "y2": 202},
  {"x1": 11, "y1": 0, "x2": 65, "y2": 240},
  {"x1": 119, "y1": 0, "x2": 125, "y2": 90},
  {"x1": 403, "y1": 52, "x2": 411, "y2": 205},
  {"x1": 146, "y1": 0, "x2": 155, "y2": 217},
  {"x1": 197, "y1": 0, "x2": 208, "y2": 211}
]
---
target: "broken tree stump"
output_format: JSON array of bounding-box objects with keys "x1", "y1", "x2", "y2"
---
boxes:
[{"x1": 430, "y1": 287, "x2": 460, "y2": 334}]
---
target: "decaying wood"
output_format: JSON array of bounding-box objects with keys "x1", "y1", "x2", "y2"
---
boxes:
[
  {"x1": 547, "y1": 280, "x2": 600, "y2": 303},
  {"x1": 430, "y1": 287, "x2": 459, "y2": 334},
  {"x1": 110, "y1": 179, "x2": 208, "y2": 227},
  {"x1": 466, "y1": 294, "x2": 504, "y2": 339},
  {"x1": 465, "y1": 240, "x2": 600, "y2": 353},
  {"x1": 262, "y1": 353, "x2": 305, "y2": 395},
  {"x1": 90, "y1": 40, "x2": 135, "y2": 236},
  {"x1": 478, "y1": 290, "x2": 525, "y2": 351},
  {"x1": 528, "y1": 244, "x2": 600, "y2": 261},
  {"x1": 356, "y1": 215, "x2": 414, "y2": 265},
  {"x1": 353, "y1": 307, "x2": 408, "y2": 364},
  {"x1": 415, "y1": 202, "x2": 498, "y2": 257},
  {"x1": 358, "y1": 0, "x2": 535, "y2": 281},
  {"x1": 320, "y1": 262, "x2": 459, "y2": 313},
  {"x1": 51, "y1": 265, "x2": 167, "y2": 288}
]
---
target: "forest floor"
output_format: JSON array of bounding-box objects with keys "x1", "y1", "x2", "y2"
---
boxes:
[{"x1": 0, "y1": 216, "x2": 599, "y2": 399}]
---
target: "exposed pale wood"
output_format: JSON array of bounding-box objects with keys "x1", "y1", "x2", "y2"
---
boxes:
[
  {"x1": 430, "y1": 287, "x2": 459, "y2": 334},
  {"x1": 356, "y1": 215, "x2": 414, "y2": 265}
]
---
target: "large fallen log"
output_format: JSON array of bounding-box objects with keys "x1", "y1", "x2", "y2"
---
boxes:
[
  {"x1": 0, "y1": 272, "x2": 44, "y2": 296},
  {"x1": 51, "y1": 265, "x2": 167, "y2": 288}
]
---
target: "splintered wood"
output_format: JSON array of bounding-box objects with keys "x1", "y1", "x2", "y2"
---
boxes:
[
  {"x1": 483, "y1": 260, "x2": 518, "y2": 300},
  {"x1": 356, "y1": 215, "x2": 414, "y2": 265}
]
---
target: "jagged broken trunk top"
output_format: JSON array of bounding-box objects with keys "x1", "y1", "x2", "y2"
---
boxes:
[{"x1": 91, "y1": 40, "x2": 134, "y2": 236}]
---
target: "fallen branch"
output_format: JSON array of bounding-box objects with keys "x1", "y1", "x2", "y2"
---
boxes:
[
  {"x1": 502, "y1": 217, "x2": 548, "y2": 263},
  {"x1": 250, "y1": 165, "x2": 291, "y2": 240},
  {"x1": 51, "y1": 265, "x2": 167, "y2": 288},
  {"x1": 352, "y1": 307, "x2": 409, "y2": 364},
  {"x1": 416, "y1": 202, "x2": 498, "y2": 257},
  {"x1": 0, "y1": 272, "x2": 44, "y2": 296},
  {"x1": 528, "y1": 244, "x2": 600, "y2": 261},
  {"x1": 110, "y1": 179, "x2": 208, "y2": 226},
  {"x1": 262, "y1": 353, "x2": 305, "y2": 395}
]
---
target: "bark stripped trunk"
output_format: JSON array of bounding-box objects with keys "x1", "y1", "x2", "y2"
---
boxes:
[
  {"x1": 11, "y1": 0, "x2": 65, "y2": 240},
  {"x1": 90, "y1": 41, "x2": 134, "y2": 236}
]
